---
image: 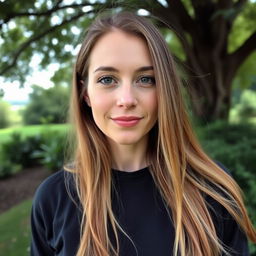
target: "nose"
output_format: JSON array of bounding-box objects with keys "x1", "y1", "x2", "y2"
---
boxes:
[{"x1": 116, "y1": 84, "x2": 138, "y2": 109}]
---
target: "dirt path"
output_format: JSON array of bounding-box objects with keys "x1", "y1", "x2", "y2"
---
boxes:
[{"x1": 0, "y1": 167, "x2": 49, "y2": 214}]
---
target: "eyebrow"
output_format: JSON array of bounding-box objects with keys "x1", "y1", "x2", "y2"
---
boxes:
[{"x1": 93, "y1": 66, "x2": 154, "y2": 73}]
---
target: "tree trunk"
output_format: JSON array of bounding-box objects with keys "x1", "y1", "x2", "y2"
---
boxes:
[
  {"x1": 187, "y1": 68, "x2": 232, "y2": 123},
  {"x1": 150, "y1": 0, "x2": 255, "y2": 123},
  {"x1": 185, "y1": 46, "x2": 233, "y2": 123}
]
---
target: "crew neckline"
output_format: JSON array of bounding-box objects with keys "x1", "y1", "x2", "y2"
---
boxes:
[{"x1": 112, "y1": 167, "x2": 150, "y2": 179}]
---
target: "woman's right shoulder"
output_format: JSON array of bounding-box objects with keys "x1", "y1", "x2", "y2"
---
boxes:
[
  {"x1": 35, "y1": 170, "x2": 65, "y2": 195},
  {"x1": 33, "y1": 170, "x2": 76, "y2": 209}
]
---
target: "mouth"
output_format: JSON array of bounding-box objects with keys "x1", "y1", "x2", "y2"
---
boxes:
[{"x1": 111, "y1": 116, "x2": 142, "y2": 127}]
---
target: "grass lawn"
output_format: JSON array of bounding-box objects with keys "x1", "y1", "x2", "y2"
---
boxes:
[
  {"x1": 0, "y1": 199, "x2": 32, "y2": 256},
  {"x1": 0, "y1": 123, "x2": 68, "y2": 144}
]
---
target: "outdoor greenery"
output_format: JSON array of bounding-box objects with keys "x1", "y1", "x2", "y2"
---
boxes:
[
  {"x1": 199, "y1": 121, "x2": 256, "y2": 225},
  {"x1": 32, "y1": 130, "x2": 68, "y2": 171},
  {"x1": 0, "y1": 100, "x2": 11, "y2": 128},
  {"x1": 233, "y1": 89, "x2": 256, "y2": 120},
  {"x1": 0, "y1": 124, "x2": 68, "y2": 178},
  {"x1": 1, "y1": 121, "x2": 256, "y2": 227},
  {"x1": 0, "y1": 123, "x2": 67, "y2": 144},
  {"x1": 200, "y1": 121, "x2": 256, "y2": 255},
  {"x1": 22, "y1": 85, "x2": 69, "y2": 125},
  {"x1": 0, "y1": 0, "x2": 256, "y2": 121},
  {"x1": 0, "y1": 0, "x2": 256, "y2": 254},
  {"x1": 0, "y1": 120, "x2": 256, "y2": 255},
  {"x1": 0, "y1": 199, "x2": 32, "y2": 256}
]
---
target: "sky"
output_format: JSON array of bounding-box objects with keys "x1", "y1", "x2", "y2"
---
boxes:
[
  {"x1": 1, "y1": 70, "x2": 53, "y2": 103},
  {"x1": 1, "y1": 60, "x2": 59, "y2": 104}
]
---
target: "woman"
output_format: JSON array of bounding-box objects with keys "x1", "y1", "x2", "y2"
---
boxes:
[{"x1": 30, "y1": 12, "x2": 256, "y2": 256}]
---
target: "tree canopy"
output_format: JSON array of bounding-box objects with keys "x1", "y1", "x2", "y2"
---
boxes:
[{"x1": 1, "y1": 0, "x2": 256, "y2": 122}]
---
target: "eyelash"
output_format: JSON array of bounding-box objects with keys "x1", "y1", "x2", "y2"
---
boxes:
[
  {"x1": 97, "y1": 75, "x2": 155, "y2": 87},
  {"x1": 97, "y1": 76, "x2": 117, "y2": 85},
  {"x1": 137, "y1": 76, "x2": 155, "y2": 85}
]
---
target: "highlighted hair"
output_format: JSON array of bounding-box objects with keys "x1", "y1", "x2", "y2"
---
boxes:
[{"x1": 66, "y1": 12, "x2": 256, "y2": 256}]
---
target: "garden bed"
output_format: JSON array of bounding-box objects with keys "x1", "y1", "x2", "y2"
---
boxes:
[{"x1": 0, "y1": 167, "x2": 49, "y2": 214}]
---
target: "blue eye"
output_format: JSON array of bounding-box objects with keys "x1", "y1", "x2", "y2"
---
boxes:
[
  {"x1": 98, "y1": 76, "x2": 117, "y2": 85},
  {"x1": 138, "y1": 76, "x2": 155, "y2": 85}
]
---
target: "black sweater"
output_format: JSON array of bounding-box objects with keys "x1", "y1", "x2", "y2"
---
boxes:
[{"x1": 30, "y1": 167, "x2": 249, "y2": 255}]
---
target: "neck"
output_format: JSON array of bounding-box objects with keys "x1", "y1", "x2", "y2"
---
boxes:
[{"x1": 109, "y1": 139, "x2": 148, "y2": 172}]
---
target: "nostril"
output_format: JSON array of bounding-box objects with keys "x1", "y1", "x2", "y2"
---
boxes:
[{"x1": 116, "y1": 96, "x2": 138, "y2": 108}]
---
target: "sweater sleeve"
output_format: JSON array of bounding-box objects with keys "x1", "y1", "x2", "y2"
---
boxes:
[
  {"x1": 30, "y1": 199, "x2": 55, "y2": 255},
  {"x1": 30, "y1": 172, "x2": 62, "y2": 256}
]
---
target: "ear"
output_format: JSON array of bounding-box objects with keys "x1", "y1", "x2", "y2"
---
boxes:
[
  {"x1": 80, "y1": 80, "x2": 91, "y2": 107},
  {"x1": 83, "y1": 93, "x2": 91, "y2": 107}
]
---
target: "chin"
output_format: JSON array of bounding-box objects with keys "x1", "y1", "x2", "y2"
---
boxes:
[
  {"x1": 114, "y1": 138, "x2": 140, "y2": 145},
  {"x1": 109, "y1": 134, "x2": 144, "y2": 146}
]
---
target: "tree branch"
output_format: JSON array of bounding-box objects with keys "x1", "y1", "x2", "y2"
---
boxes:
[
  {"x1": 166, "y1": 0, "x2": 196, "y2": 35},
  {"x1": 229, "y1": 0, "x2": 247, "y2": 22},
  {"x1": 0, "y1": 11, "x2": 86, "y2": 76},
  {"x1": 225, "y1": 31, "x2": 256, "y2": 84},
  {"x1": 0, "y1": 2, "x2": 96, "y2": 29},
  {"x1": 230, "y1": 31, "x2": 256, "y2": 64},
  {"x1": 234, "y1": 0, "x2": 247, "y2": 8}
]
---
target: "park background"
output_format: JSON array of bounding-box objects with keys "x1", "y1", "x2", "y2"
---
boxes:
[{"x1": 0, "y1": 0, "x2": 256, "y2": 255}]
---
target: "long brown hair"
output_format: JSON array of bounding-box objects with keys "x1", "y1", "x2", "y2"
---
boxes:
[{"x1": 66, "y1": 12, "x2": 256, "y2": 256}]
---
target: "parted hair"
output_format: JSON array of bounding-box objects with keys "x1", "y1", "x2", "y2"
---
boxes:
[{"x1": 66, "y1": 11, "x2": 256, "y2": 256}]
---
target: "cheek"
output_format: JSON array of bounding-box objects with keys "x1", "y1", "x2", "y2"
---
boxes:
[{"x1": 89, "y1": 94, "x2": 111, "y2": 118}]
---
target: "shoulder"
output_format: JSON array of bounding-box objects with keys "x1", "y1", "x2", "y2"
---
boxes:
[
  {"x1": 215, "y1": 161, "x2": 232, "y2": 176},
  {"x1": 32, "y1": 170, "x2": 77, "y2": 213},
  {"x1": 34, "y1": 170, "x2": 65, "y2": 199}
]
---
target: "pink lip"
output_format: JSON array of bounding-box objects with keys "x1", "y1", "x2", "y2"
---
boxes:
[{"x1": 111, "y1": 116, "x2": 142, "y2": 127}]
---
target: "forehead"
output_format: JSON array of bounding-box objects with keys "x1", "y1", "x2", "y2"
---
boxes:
[{"x1": 88, "y1": 29, "x2": 152, "y2": 70}]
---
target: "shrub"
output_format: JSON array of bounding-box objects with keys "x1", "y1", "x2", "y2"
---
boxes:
[
  {"x1": 0, "y1": 132, "x2": 42, "y2": 168},
  {"x1": 33, "y1": 130, "x2": 67, "y2": 172},
  {"x1": 199, "y1": 121, "x2": 256, "y2": 225},
  {"x1": 0, "y1": 154, "x2": 21, "y2": 178},
  {"x1": 0, "y1": 128, "x2": 67, "y2": 178}
]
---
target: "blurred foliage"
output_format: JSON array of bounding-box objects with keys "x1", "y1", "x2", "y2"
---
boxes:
[
  {"x1": 0, "y1": 127, "x2": 67, "y2": 178},
  {"x1": 199, "y1": 121, "x2": 256, "y2": 227},
  {"x1": 22, "y1": 85, "x2": 69, "y2": 125},
  {"x1": 230, "y1": 89, "x2": 256, "y2": 121},
  {"x1": 233, "y1": 52, "x2": 256, "y2": 90},
  {"x1": 0, "y1": 99, "x2": 11, "y2": 128},
  {"x1": 0, "y1": 132, "x2": 41, "y2": 178},
  {"x1": 228, "y1": 1, "x2": 256, "y2": 53},
  {"x1": 33, "y1": 130, "x2": 67, "y2": 172},
  {"x1": 0, "y1": 155, "x2": 21, "y2": 179},
  {"x1": 0, "y1": 0, "x2": 92, "y2": 84},
  {"x1": 236, "y1": 90, "x2": 256, "y2": 118},
  {"x1": 0, "y1": 123, "x2": 67, "y2": 144}
]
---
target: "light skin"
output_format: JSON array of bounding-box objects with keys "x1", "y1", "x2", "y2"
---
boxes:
[{"x1": 85, "y1": 29, "x2": 158, "y2": 172}]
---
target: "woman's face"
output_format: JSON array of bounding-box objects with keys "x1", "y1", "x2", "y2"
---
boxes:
[{"x1": 86, "y1": 30, "x2": 158, "y2": 147}]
